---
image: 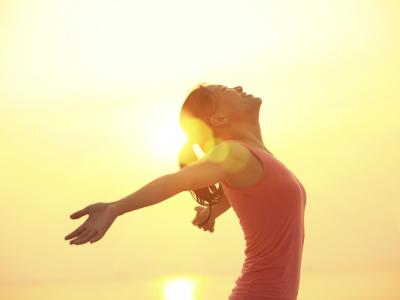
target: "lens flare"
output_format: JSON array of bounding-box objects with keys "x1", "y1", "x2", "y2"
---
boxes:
[
  {"x1": 180, "y1": 114, "x2": 213, "y2": 146},
  {"x1": 180, "y1": 112, "x2": 252, "y2": 173}
]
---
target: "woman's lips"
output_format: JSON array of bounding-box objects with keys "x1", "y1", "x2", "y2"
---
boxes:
[{"x1": 241, "y1": 92, "x2": 255, "y2": 99}]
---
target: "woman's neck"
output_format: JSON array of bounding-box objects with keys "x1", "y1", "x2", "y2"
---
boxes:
[{"x1": 221, "y1": 122, "x2": 265, "y2": 148}]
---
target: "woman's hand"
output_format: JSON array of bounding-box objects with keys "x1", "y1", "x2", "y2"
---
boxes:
[
  {"x1": 65, "y1": 202, "x2": 119, "y2": 245},
  {"x1": 192, "y1": 206, "x2": 215, "y2": 233}
]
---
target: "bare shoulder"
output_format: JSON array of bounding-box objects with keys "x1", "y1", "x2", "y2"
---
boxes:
[
  {"x1": 175, "y1": 140, "x2": 254, "y2": 191},
  {"x1": 208, "y1": 140, "x2": 252, "y2": 174},
  {"x1": 208, "y1": 140, "x2": 249, "y2": 160},
  {"x1": 216, "y1": 140, "x2": 266, "y2": 189}
]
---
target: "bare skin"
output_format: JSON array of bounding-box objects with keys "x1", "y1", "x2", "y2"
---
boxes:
[
  {"x1": 65, "y1": 191, "x2": 231, "y2": 245},
  {"x1": 65, "y1": 84, "x2": 267, "y2": 245},
  {"x1": 65, "y1": 202, "x2": 119, "y2": 245},
  {"x1": 191, "y1": 193, "x2": 232, "y2": 233}
]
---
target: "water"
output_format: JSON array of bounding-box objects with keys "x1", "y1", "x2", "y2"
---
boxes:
[{"x1": 1, "y1": 269, "x2": 398, "y2": 300}]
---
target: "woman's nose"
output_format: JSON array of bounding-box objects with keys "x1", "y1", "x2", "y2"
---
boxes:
[{"x1": 234, "y1": 86, "x2": 243, "y2": 92}]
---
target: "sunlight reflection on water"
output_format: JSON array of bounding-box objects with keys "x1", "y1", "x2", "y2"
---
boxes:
[{"x1": 1, "y1": 270, "x2": 399, "y2": 300}]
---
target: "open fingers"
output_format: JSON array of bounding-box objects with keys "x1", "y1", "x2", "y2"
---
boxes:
[
  {"x1": 65, "y1": 225, "x2": 86, "y2": 240},
  {"x1": 70, "y1": 206, "x2": 90, "y2": 219},
  {"x1": 69, "y1": 228, "x2": 91, "y2": 245},
  {"x1": 74, "y1": 229, "x2": 99, "y2": 245}
]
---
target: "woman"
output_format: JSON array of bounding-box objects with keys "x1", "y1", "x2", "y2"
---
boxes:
[{"x1": 64, "y1": 83, "x2": 307, "y2": 300}]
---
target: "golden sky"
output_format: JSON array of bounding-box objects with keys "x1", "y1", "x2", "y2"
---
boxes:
[{"x1": 1, "y1": 0, "x2": 399, "y2": 299}]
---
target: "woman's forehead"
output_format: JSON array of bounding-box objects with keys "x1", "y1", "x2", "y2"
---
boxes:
[{"x1": 206, "y1": 84, "x2": 226, "y2": 92}]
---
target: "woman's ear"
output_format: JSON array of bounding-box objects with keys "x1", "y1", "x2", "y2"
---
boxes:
[{"x1": 209, "y1": 113, "x2": 229, "y2": 127}]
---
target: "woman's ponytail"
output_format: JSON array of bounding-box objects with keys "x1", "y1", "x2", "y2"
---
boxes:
[
  {"x1": 178, "y1": 83, "x2": 226, "y2": 226},
  {"x1": 178, "y1": 141, "x2": 224, "y2": 226}
]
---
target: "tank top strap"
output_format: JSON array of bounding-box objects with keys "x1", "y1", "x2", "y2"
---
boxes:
[
  {"x1": 220, "y1": 140, "x2": 268, "y2": 191},
  {"x1": 226, "y1": 139, "x2": 271, "y2": 163}
]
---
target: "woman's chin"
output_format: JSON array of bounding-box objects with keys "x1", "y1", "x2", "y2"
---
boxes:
[{"x1": 253, "y1": 96, "x2": 262, "y2": 103}]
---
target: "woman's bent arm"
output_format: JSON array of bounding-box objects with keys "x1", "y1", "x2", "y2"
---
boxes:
[{"x1": 211, "y1": 194, "x2": 231, "y2": 219}]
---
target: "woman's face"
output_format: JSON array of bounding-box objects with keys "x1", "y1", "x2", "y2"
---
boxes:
[{"x1": 206, "y1": 84, "x2": 262, "y2": 122}]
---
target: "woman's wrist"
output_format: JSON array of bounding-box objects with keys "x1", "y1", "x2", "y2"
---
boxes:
[
  {"x1": 108, "y1": 201, "x2": 124, "y2": 218},
  {"x1": 210, "y1": 199, "x2": 231, "y2": 219}
]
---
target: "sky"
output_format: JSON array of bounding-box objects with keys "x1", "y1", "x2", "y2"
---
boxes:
[{"x1": 1, "y1": 0, "x2": 399, "y2": 299}]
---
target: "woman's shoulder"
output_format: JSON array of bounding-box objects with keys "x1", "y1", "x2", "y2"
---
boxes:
[
  {"x1": 217, "y1": 140, "x2": 266, "y2": 189},
  {"x1": 207, "y1": 140, "x2": 258, "y2": 175},
  {"x1": 212, "y1": 139, "x2": 251, "y2": 161},
  {"x1": 220, "y1": 139, "x2": 270, "y2": 158}
]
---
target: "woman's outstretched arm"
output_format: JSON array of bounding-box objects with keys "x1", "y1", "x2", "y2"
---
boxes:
[
  {"x1": 65, "y1": 140, "x2": 245, "y2": 245},
  {"x1": 110, "y1": 141, "x2": 240, "y2": 217},
  {"x1": 109, "y1": 172, "x2": 187, "y2": 217}
]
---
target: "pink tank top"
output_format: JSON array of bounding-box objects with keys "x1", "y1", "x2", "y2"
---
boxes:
[{"x1": 220, "y1": 141, "x2": 307, "y2": 300}]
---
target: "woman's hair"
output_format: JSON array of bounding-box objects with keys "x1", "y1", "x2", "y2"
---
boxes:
[{"x1": 178, "y1": 83, "x2": 225, "y2": 226}]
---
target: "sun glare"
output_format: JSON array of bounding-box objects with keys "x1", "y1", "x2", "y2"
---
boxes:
[
  {"x1": 163, "y1": 278, "x2": 197, "y2": 300},
  {"x1": 144, "y1": 114, "x2": 187, "y2": 159}
]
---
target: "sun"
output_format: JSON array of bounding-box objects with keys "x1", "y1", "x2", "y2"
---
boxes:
[
  {"x1": 163, "y1": 278, "x2": 197, "y2": 300},
  {"x1": 147, "y1": 121, "x2": 187, "y2": 159},
  {"x1": 143, "y1": 107, "x2": 188, "y2": 160}
]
